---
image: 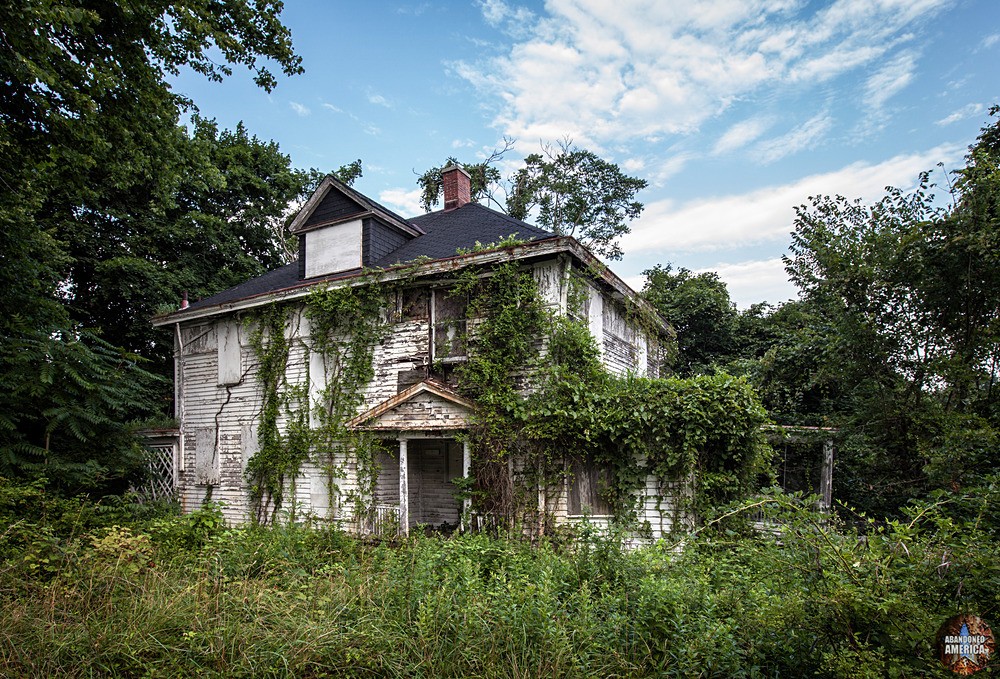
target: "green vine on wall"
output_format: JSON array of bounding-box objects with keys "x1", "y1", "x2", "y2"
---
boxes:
[
  {"x1": 245, "y1": 303, "x2": 311, "y2": 522},
  {"x1": 455, "y1": 260, "x2": 771, "y2": 533},
  {"x1": 306, "y1": 276, "x2": 394, "y2": 524},
  {"x1": 245, "y1": 272, "x2": 397, "y2": 524},
  {"x1": 243, "y1": 248, "x2": 770, "y2": 534},
  {"x1": 452, "y1": 258, "x2": 548, "y2": 525}
]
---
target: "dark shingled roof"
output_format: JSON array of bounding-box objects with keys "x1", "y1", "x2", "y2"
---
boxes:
[
  {"x1": 377, "y1": 203, "x2": 551, "y2": 266},
  {"x1": 185, "y1": 203, "x2": 555, "y2": 312}
]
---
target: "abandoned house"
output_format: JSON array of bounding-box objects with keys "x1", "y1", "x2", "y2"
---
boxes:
[{"x1": 152, "y1": 165, "x2": 687, "y2": 536}]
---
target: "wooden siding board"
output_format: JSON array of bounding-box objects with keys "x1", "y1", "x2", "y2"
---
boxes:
[
  {"x1": 363, "y1": 218, "x2": 411, "y2": 267},
  {"x1": 303, "y1": 190, "x2": 366, "y2": 229}
]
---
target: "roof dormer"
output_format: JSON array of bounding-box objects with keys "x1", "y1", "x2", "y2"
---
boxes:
[{"x1": 288, "y1": 175, "x2": 424, "y2": 279}]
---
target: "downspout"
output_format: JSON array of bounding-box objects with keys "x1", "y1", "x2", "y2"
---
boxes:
[{"x1": 174, "y1": 322, "x2": 185, "y2": 478}]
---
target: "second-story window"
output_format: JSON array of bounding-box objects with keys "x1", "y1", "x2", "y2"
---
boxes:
[{"x1": 431, "y1": 288, "x2": 467, "y2": 362}]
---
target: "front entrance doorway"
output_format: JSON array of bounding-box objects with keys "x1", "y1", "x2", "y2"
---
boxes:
[{"x1": 375, "y1": 438, "x2": 464, "y2": 530}]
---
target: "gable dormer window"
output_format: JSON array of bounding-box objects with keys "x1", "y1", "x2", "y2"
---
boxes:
[
  {"x1": 303, "y1": 218, "x2": 363, "y2": 278},
  {"x1": 289, "y1": 175, "x2": 423, "y2": 280}
]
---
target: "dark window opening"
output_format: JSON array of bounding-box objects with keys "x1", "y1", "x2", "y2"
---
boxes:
[
  {"x1": 568, "y1": 456, "x2": 612, "y2": 516},
  {"x1": 432, "y1": 288, "x2": 467, "y2": 361},
  {"x1": 400, "y1": 288, "x2": 429, "y2": 321}
]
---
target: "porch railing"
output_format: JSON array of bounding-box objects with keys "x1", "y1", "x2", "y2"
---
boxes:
[{"x1": 358, "y1": 504, "x2": 401, "y2": 537}]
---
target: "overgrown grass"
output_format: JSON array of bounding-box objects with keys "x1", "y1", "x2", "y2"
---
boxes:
[{"x1": 0, "y1": 478, "x2": 997, "y2": 677}]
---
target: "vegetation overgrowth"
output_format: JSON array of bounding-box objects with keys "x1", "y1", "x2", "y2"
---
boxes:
[{"x1": 2, "y1": 477, "x2": 996, "y2": 678}]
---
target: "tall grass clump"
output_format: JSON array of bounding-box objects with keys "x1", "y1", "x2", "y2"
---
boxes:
[{"x1": 0, "y1": 476, "x2": 997, "y2": 677}]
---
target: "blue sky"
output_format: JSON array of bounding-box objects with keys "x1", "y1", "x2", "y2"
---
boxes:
[{"x1": 172, "y1": 0, "x2": 1000, "y2": 307}]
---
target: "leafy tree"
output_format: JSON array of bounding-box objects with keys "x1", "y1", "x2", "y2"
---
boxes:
[
  {"x1": 0, "y1": 332, "x2": 163, "y2": 494},
  {"x1": 780, "y1": 109, "x2": 1000, "y2": 513},
  {"x1": 0, "y1": 0, "x2": 303, "y2": 491},
  {"x1": 739, "y1": 300, "x2": 847, "y2": 426},
  {"x1": 66, "y1": 117, "x2": 314, "y2": 373},
  {"x1": 507, "y1": 142, "x2": 647, "y2": 260},
  {"x1": 333, "y1": 159, "x2": 364, "y2": 188},
  {"x1": 416, "y1": 140, "x2": 512, "y2": 213},
  {"x1": 418, "y1": 140, "x2": 646, "y2": 260},
  {"x1": 641, "y1": 264, "x2": 738, "y2": 376}
]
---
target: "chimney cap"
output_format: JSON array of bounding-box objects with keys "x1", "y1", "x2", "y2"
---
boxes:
[{"x1": 441, "y1": 162, "x2": 471, "y2": 177}]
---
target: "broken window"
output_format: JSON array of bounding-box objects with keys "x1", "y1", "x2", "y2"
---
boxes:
[
  {"x1": 567, "y1": 456, "x2": 612, "y2": 516},
  {"x1": 400, "y1": 288, "x2": 429, "y2": 321},
  {"x1": 432, "y1": 288, "x2": 467, "y2": 361}
]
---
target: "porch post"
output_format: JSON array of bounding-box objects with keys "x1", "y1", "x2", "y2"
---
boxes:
[
  {"x1": 818, "y1": 439, "x2": 834, "y2": 513},
  {"x1": 399, "y1": 437, "x2": 409, "y2": 535},
  {"x1": 537, "y1": 459, "x2": 546, "y2": 537},
  {"x1": 462, "y1": 440, "x2": 471, "y2": 531}
]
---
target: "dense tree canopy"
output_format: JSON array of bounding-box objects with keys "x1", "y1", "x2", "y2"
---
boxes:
[
  {"x1": 642, "y1": 264, "x2": 738, "y2": 376},
  {"x1": 0, "y1": 0, "x2": 305, "y2": 492},
  {"x1": 637, "y1": 110, "x2": 1000, "y2": 515},
  {"x1": 774, "y1": 110, "x2": 1000, "y2": 512}
]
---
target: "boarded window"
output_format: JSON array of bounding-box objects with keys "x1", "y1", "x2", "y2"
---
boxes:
[
  {"x1": 194, "y1": 428, "x2": 218, "y2": 485},
  {"x1": 400, "y1": 288, "x2": 429, "y2": 320},
  {"x1": 182, "y1": 324, "x2": 214, "y2": 355},
  {"x1": 310, "y1": 468, "x2": 336, "y2": 519},
  {"x1": 568, "y1": 457, "x2": 612, "y2": 516},
  {"x1": 588, "y1": 287, "x2": 603, "y2": 350},
  {"x1": 217, "y1": 320, "x2": 241, "y2": 385},
  {"x1": 432, "y1": 289, "x2": 467, "y2": 360},
  {"x1": 241, "y1": 424, "x2": 258, "y2": 468}
]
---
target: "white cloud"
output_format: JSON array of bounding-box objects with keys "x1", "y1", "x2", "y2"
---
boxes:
[
  {"x1": 321, "y1": 103, "x2": 343, "y2": 113},
  {"x1": 289, "y1": 101, "x2": 311, "y2": 117},
  {"x1": 458, "y1": 0, "x2": 952, "y2": 147},
  {"x1": 621, "y1": 143, "x2": 963, "y2": 254},
  {"x1": 982, "y1": 33, "x2": 1000, "y2": 49},
  {"x1": 650, "y1": 152, "x2": 699, "y2": 183},
  {"x1": 367, "y1": 92, "x2": 392, "y2": 108},
  {"x1": 379, "y1": 187, "x2": 425, "y2": 217},
  {"x1": 697, "y1": 259, "x2": 796, "y2": 308},
  {"x1": 480, "y1": 0, "x2": 531, "y2": 24},
  {"x1": 451, "y1": 138, "x2": 477, "y2": 149},
  {"x1": 622, "y1": 258, "x2": 797, "y2": 307},
  {"x1": 936, "y1": 102, "x2": 985, "y2": 126},
  {"x1": 755, "y1": 112, "x2": 833, "y2": 163},
  {"x1": 864, "y1": 51, "x2": 917, "y2": 110},
  {"x1": 713, "y1": 117, "x2": 773, "y2": 155},
  {"x1": 396, "y1": 3, "x2": 430, "y2": 15},
  {"x1": 478, "y1": 0, "x2": 535, "y2": 35},
  {"x1": 622, "y1": 156, "x2": 646, "y2": 173}
]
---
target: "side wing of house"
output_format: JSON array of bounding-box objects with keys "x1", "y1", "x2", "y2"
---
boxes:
[{"x1": 173, "y1": 316, "x2": 300, "y2": 523}]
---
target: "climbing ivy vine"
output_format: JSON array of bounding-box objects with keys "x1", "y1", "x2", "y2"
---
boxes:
[
  {"x1": 451, "y1": 258, "x2": 548, "y2": 525},
  {"x1": 245, "y1": 273, "x2": 395, "y2": 523},
  {"x1": 245, "y1": 302, "x2": 309, "y2": 522},
  {"x1": 454, "y1": 262, "x2": 771, "y2": 533},
  {"x1": 305, "y1": 278, "x2": 394, "y2": 524}
]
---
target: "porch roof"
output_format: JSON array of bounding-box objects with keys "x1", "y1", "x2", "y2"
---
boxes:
[{"x1": 346, "y1": 379, "x2": 475, "y2": 431}]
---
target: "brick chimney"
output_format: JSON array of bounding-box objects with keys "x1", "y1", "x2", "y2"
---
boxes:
[{"x1": 441, "y1": 163, "x2": 472, "y2": 210}]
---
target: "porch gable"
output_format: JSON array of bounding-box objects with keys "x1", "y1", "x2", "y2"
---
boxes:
[{"x1": 346, "y1": 379, "x2": 474, "y2": 431}]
